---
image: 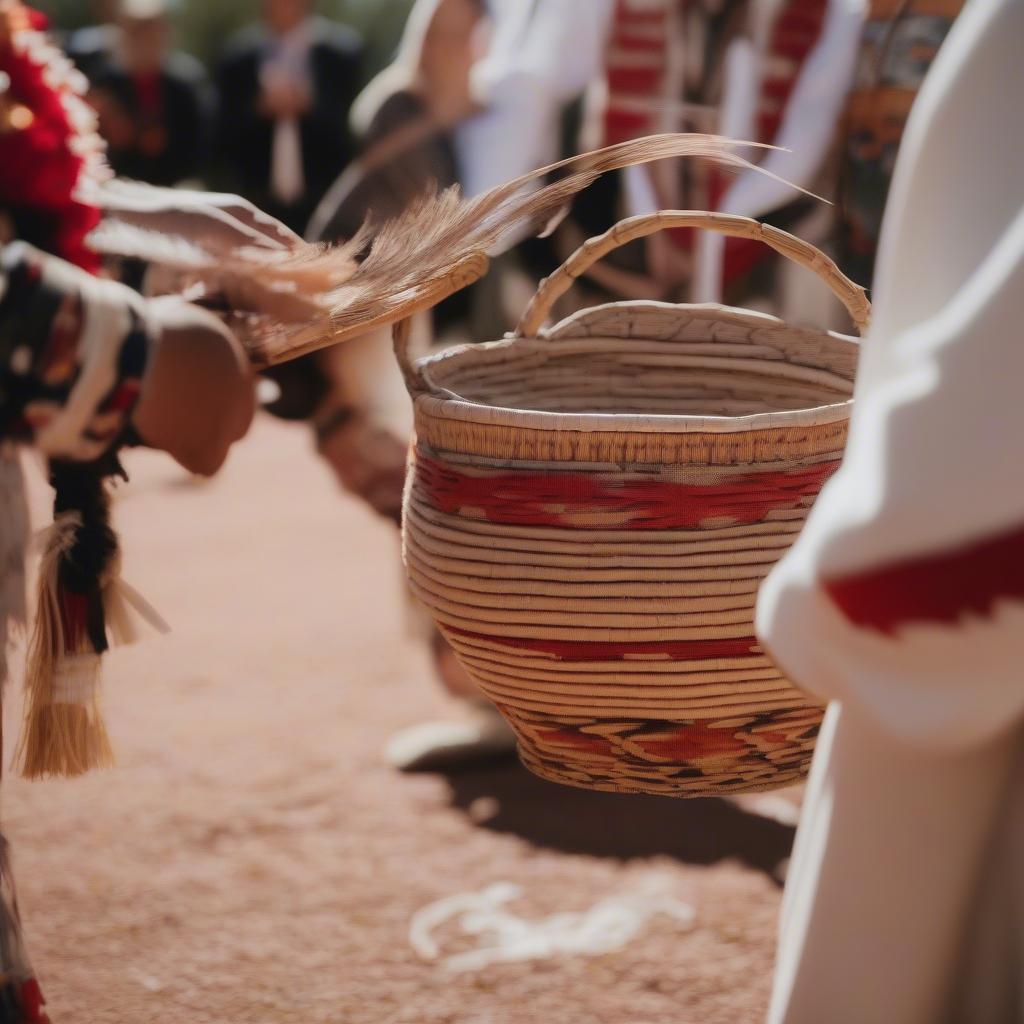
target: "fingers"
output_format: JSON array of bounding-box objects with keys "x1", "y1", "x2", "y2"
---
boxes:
[{"x1": 96, "y1": 180, "x2": 303, "y2": 251}]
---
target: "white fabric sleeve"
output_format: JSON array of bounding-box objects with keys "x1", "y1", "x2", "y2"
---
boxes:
[
  {"x1": 757, "y1": 214, "x2": 1024, "y2": 753},
  {"x1": 457, "y1": 0, "x2": 614, "y2": 196},
  {"x1": 755, "y1": 0, "x2": 1024, "y2": 755},
  {"x1": 761, "y1": 8, "x2": 1024, "y2": 1018}
]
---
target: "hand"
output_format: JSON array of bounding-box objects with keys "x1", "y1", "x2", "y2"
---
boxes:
[
  {"x1": 95, "y1": 180, "x2": 303, "y2": 252},
  {"x1": 132, "y1": 296, "x2": 256, "y2": 475},
  {"x1": 259, "y1": 76, "x2": 311, "y2": 121}
]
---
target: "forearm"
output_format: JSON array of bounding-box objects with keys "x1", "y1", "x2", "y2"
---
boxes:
[
  {"x1": 0, "y1": 243, "x2": 254, "y2": 473},
  {"x1": 0, "y1": 242, "x2": 149, "y2": 459}
]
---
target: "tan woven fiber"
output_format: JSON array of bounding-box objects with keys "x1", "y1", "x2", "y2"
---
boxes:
[
  {"x1": 517, "y1": 210, "x2": 871, "y2": 337},
  {"x1": 399, "y1": 211, "x2": 867, "y2": 797}
]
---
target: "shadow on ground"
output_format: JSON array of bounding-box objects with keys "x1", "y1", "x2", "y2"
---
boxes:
[{"x1": 441, "y1": 759, "x2": 795, "y2": 881}]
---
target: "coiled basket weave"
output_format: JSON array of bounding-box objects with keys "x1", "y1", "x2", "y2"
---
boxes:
[{"x1": 397, "y1": 211, "x2": 869, "y2": 797}]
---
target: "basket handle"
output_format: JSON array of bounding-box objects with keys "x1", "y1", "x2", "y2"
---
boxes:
[
  {"x1": 393, "y1": 251, "x2": 490, "y2": 396},
  {"x1": 516, "y1": 210, "x2": 871, "y2": 337}
]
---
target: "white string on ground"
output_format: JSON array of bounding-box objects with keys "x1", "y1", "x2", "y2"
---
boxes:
[{"x1": 409, "y1": 877, "x2": 695, "y2": 973}]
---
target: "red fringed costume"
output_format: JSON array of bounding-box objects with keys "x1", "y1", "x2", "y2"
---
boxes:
[{"x1": 0, "y1": 4, "x2": 141, "y2": 1020}]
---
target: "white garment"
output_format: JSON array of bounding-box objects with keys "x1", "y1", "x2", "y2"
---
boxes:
[
  {"x1": 454, "y1": 0, "x2": 615, "y2": 197},
  {"x1": 755, "y1": 0, "x2": 1024, "y2": 1019}
]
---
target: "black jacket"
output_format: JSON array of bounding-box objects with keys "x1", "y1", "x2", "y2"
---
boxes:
[
  {"x1": 215, "y1": 18, "x2": 364, "y2": 232},
  {"x1": 89, "y1": 52, "x2": 213, "y2": 187}
]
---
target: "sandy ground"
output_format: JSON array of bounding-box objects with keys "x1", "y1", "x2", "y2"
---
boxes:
[{"x1": 4, "y1": 414, "x2": 798, "y2": 1024}]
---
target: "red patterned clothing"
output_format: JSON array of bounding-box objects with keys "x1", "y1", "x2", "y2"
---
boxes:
[
  {"x1": 602, "y1": 0, "x2": 830, "y2": 282},
  {"x1": 0, "y1": 243, "x2": 149, "y2": 461},
  {"x1": 0, "y1": 8, "x2": 109, "y2": 1020},
  {"x1": 0, "y1": 4, "x2": 106, "y2": 274},
  {"x1": 603, "y1": 0, "x2": 749, "y2": 213},
  {"x1": 837, "y1": 0, "x2": 964, "y2": 286}
]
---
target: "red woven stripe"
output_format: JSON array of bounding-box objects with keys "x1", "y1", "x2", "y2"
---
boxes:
[
  {"x1": 612, "y1": 0, "x2": 668, "y2": 25},
  {"x1": 612, "y1": 33, "x2": 669, "y2": 52},
  {"x1": 417, "y1": 457, "x2": 840, "y2": 530},
  {"x1": 825, "y1": 520, "x2": 1024, "y2": 636},
  {"x1": 447, "y1": 626, "x2": 761, "y2": 662},
  {"x1": 723, "y1": 235, "x2": 774, "y2": 283},
  {"x1": 762, "y1": 78, "x2": 797, "y2": 101},
  {"x1": 607, "y1": 67, "x2": 663, "y2": 93},
  {"x1": 604, "y1": 112, "x2": 655, "y2": 145},
  {"x1": 630, "y1": 721, "x2": 750, "y2": 761}
]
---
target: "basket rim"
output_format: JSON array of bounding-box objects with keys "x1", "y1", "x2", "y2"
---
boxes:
[
  {"x1": 543, "y1": 298, "x2": 861, "y2": 342},
  {"x1": 414, "y1": 300, "x2": 857, "y2": 435}
]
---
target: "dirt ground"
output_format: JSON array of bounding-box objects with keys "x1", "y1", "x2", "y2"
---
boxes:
[{"x1": 4, "y1": 414, "x2": 799, "y2": 1024}]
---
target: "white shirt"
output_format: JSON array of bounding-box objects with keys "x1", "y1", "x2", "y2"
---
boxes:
[{"x1": 455, "y1": 0, "x2": 615, "y2": 197}]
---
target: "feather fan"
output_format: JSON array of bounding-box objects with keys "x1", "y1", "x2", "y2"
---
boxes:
[{"x1": 90, "y1": 134, "x2": 812, "y2": 367}]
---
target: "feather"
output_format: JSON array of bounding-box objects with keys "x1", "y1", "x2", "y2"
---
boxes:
[
  {"x1": 93, "y1": 134, "x2": 815, "y2": 367},
  {"x1": 257, "y1": 133, "x2": 816, "y2": 365},
  {"x1": 88, "y1": 220, "x2": 215, "y2": 271}
]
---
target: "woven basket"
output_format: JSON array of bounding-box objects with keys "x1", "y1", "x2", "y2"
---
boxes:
[{"x1": 396, "y1": 211, "x2": 868, "y2": 797}]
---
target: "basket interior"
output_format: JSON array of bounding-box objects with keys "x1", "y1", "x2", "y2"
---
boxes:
[{"x1": 427, "y1": 304, "x2": 858, "y2": 418}]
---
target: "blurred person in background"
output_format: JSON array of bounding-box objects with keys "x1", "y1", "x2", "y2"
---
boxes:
[
  {"x1": 563, "y1": 0, "x2": 854, "y2": 312},
  {"x1": 85, "y1": 0, "x2": 213, "y2": 187},
  {"x1": 520, "y1": 0, "x2": 959, "y2": 322},
  {"x1": 215, "y1": 0, "x2": 364, "y2": 231},
  {"x1": 300, "y1": 0, "x2": 614, "y2": 773},
  {"x1": 692, "y1": 0, "x2": 964, "y2": 318},
  {"x1": 281, "y1": 0, "x2": 499, "y2": 774},
  {"x1": 834, "y1": 0, "x2": 964, "y2": 289},
  {"x1": 65, "y1": 0, "x2": 118, "y2": 78},
  {"x1": 346, "y1": 0, "x2": 853, "y2": 323},
  {"x1": 688, "y1": 0, "x2": 865, "y2": 320}
]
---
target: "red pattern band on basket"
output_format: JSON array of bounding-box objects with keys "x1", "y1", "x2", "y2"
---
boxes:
[
  {"x1": 507, "y1": 705, "x2": 825, "y2": 797},
  {"x1": 417, "y1": 457, "x2": 841, "y2": 530},
  {"x1": 400, "y1": 213, "x2": 865, "y2": 797},
  {"x1": 446, "y1": 626, "x2": 762, "y2": 663}
]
